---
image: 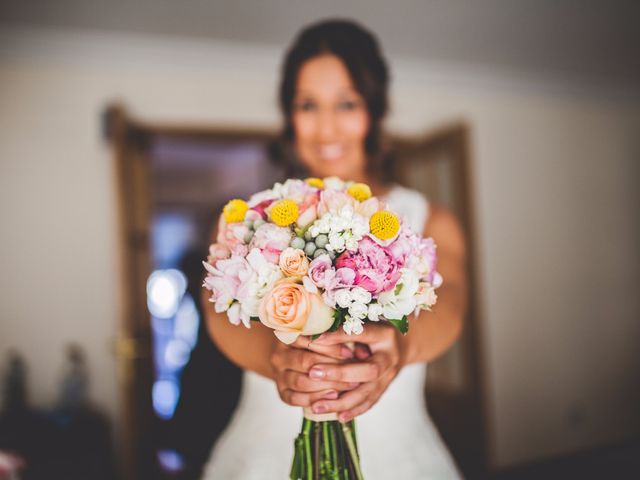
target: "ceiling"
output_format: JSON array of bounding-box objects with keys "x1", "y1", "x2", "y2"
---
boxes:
[{"x1": 2, "y1": 0, "x2": 639, "y2": 88}]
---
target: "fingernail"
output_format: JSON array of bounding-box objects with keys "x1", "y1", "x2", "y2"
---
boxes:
[
  {"x1": 309, "y1": 367, "x2": 325, "y2": 379},
  {"x1": 348, "y1": 382, "x2": 360, "y2": 388},
  {"x1": 313, "y1": 404, "x2": 327, "y2": 414},
  {"x1": 339, "y1": 413, "x2": 351, "y2": 423},
  {"x1": 323, "y1": 390, "x2": 338, "y2": 400},
  {"x1": 340, "y1": 346, "x2": 354, "y2": 359}
]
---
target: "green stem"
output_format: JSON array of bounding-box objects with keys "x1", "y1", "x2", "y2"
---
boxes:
[
  {"x1": 342, "y1": 422, "x2": 364, "y2": 480},
  {"x1": 303, "y1": 419, "x2": 313, "y2": 479},
  {"x1": 314, "y1": 422, "x2": 320, "y2": 480}
]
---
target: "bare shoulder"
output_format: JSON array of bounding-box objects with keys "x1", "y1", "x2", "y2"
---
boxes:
[{"x1": 423, "y1": 204, "x2": 466, "y2": 259}]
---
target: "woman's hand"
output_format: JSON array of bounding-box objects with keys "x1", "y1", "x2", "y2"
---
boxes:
[
  {"x1": 305, "y1": 323, "x2": 408, "y2": 422},
  {"x1": 270, "y1": 335, "x2": 361, "y2": 408}
]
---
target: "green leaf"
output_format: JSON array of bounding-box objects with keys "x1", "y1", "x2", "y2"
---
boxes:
[
  {"x1": 387, "y1": 316, "x2": 409, "y2": 334},
  {"x1": 329, "y1": 308, "x2": 347, "y2": 332}
]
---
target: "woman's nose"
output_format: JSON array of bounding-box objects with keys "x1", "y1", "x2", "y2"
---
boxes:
[{"x1": 316, "y1": 108, "x2": 338, "y2": 140}]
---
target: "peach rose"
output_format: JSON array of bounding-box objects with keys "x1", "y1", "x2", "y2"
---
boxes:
[
  {"x1": 279, "y1": 247, "x2": 309, "y2": 278},
  {"x1": 259, "y1": 279, "x2": 334, "y2": 344}
]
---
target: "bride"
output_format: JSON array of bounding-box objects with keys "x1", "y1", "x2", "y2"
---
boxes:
[{"x1": 201, "y1": 19, "x2": 467, "y2": 479}]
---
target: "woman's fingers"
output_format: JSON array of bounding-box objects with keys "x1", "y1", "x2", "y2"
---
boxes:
[
  {"x1": 271, "y1": 346, "x2": 340, "y2": 374},
  {"x1": 281, "y1": 370, "x2": 360, "y2": 393},
  {"x1": 308, "y1": 354, "x2": 390, "y2": 383},
  {"x1": 308, "y1": 382, "x2": 378, "y2": 416},
  {"x1": 289, "y1": 336, "x2": 354, "y2": 361},
  {"x1": 313, "y1": 326, "x2": 385, "y2": 346},
  {"x1": 354, "y1": 343, "x2": 371, "y2": 360},
  {"x1": 279, "y1": 388, "x2": 341, "y2": 407}
]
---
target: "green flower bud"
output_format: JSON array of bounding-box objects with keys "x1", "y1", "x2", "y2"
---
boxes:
[
  {"x1": 290, "y1": 237, "x2": 306, "y2": 250},
  {"x1": 304, "y1": 242, "x2": 316, "y2": 257},
  {"x1": 313, "y1": 248, "x2": 327, "y2": 259},
  {"x1": 314, "y1": 234, "x2": 329, "y2": 248}
]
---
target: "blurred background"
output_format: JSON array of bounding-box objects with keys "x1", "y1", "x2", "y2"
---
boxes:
[{"x1": 1, "y1": 1, "x2": 639, "y2": 479}]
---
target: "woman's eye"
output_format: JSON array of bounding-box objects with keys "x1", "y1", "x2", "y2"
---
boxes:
[
  {"x1": 296, "y1": 101, "x2": 316, "y2": 112},
  {"x1": 337, "y1": 100, "x2": 358, "y2": 111}
]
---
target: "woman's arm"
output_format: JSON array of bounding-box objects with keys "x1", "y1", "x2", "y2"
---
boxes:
[
  {"x1": 203, "y1": 291, "x2": 278, "y2": 379},
  {"x1": 305, "y1": 204, "x2": 468, "y2": 421},
  {"x1": 401, "y1": 204, "x2": 468, "y2": 364}
]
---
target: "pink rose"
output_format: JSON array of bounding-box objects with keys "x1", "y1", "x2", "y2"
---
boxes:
[
  {"x1": 250, "y1": 223, "x2": 293, "y2": 263},
  {"x1": 258, "y1": 279, "x2": 334, "y2": 344},
  {"x1": 279, "y1": 247, "x2": 309, "y2": 277},
  {"x1": 335, "y1": 237, "x2": 401, "y2": 294}
]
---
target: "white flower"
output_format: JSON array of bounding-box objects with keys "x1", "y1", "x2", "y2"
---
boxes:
[
  {"x1": 312, "y1": 208, "x2": 368, "y2": 254},
  {"x1": 377, "y1": 269, "x2": 420, "y2": 320},
  {"x1": 248, "y1": 188, "x2": 279, "y2": 207},
  {"x1": 415, "y1": 283, "x2": 438, "y2": 311},
  {"x1": 237, "y1": 249, "x2": 284, "y2": 320},
  {"x1": 335, "y1": 289, "x2": 353, "y2": 308},
  {"x1": 367, "y1": 303, "x2": 383, "y2": 322},
  {"x1": 327, "y1": 231, "x2": 346, "y2": 252},
  {"x1": 350, "y1": 286, "x2": 372, "y2": 305},
  {"x1": 343, "y1": 315, "x2": 364, "y2": 335},
  {"x1": 323, "y1": 176, "x2": 345, "y2": 190},
  {"x1": 348, "y1": 302, "x2": 368, "y2": 320}
]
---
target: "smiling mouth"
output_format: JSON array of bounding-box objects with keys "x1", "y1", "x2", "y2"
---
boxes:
[{"x1": 318, "y1": 144, "x2": 345, "y2": 161}]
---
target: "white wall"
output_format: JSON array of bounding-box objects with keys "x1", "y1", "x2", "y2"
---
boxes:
[{"x1": 1, "y1": 26, "x2": 638, "y2": 469}]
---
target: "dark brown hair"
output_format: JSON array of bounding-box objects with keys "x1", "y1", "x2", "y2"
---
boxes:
[{"x1": 277, "y1": 19, "x2": 391, "y2": 177}]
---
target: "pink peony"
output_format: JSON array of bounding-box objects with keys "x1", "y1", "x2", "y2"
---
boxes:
[
  {"x1": 385, "y1": 225, "x2": 420, "y2": 267},
  {"x1": 249, "y1": 223, "x2": 293, "y2": 263},
  {"x1": 307, "y1": 254, "x2": 335, "y2": 289},
  {"x1": 335, "y1": 237, "x2": 402, "y2": 294},
  {"x1": 323, "y1": 267, "x2": 356, "y2": 307}
]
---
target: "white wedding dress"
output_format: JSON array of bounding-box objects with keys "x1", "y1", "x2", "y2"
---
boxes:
[{"x1": 201, "y1": 185, "x2": 461, "y2": 479}]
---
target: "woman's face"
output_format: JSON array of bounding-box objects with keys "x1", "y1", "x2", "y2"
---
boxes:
[{"x1": 292, "y1": 54, "x2": 370, "y2": 181}]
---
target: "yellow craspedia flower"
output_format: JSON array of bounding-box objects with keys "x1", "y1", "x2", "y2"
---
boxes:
[
  {"x1": 369, "y1": 210, "x2": 400, "y2": 241},
  {"x1": 347, "y1": 182, "x2": 372, "y2": 202},
  {"x1": 305, "y1": 177, "x2": 324, "y2": 189},
  {"x1": 270, "y1": 199, "x2": 299, "y2": 226},
  {"x1": 223, "y1": 199, "x2": 249, "y2": 223}
]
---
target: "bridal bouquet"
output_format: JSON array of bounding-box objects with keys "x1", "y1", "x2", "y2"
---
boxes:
[{"x1": 203, "y1": 177, "x2": 441, "y2": 479}]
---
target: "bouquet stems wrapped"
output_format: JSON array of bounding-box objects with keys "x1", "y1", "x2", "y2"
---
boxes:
[{"x1": 291, "y1": 418, "x2": 363, "y2": 480}]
